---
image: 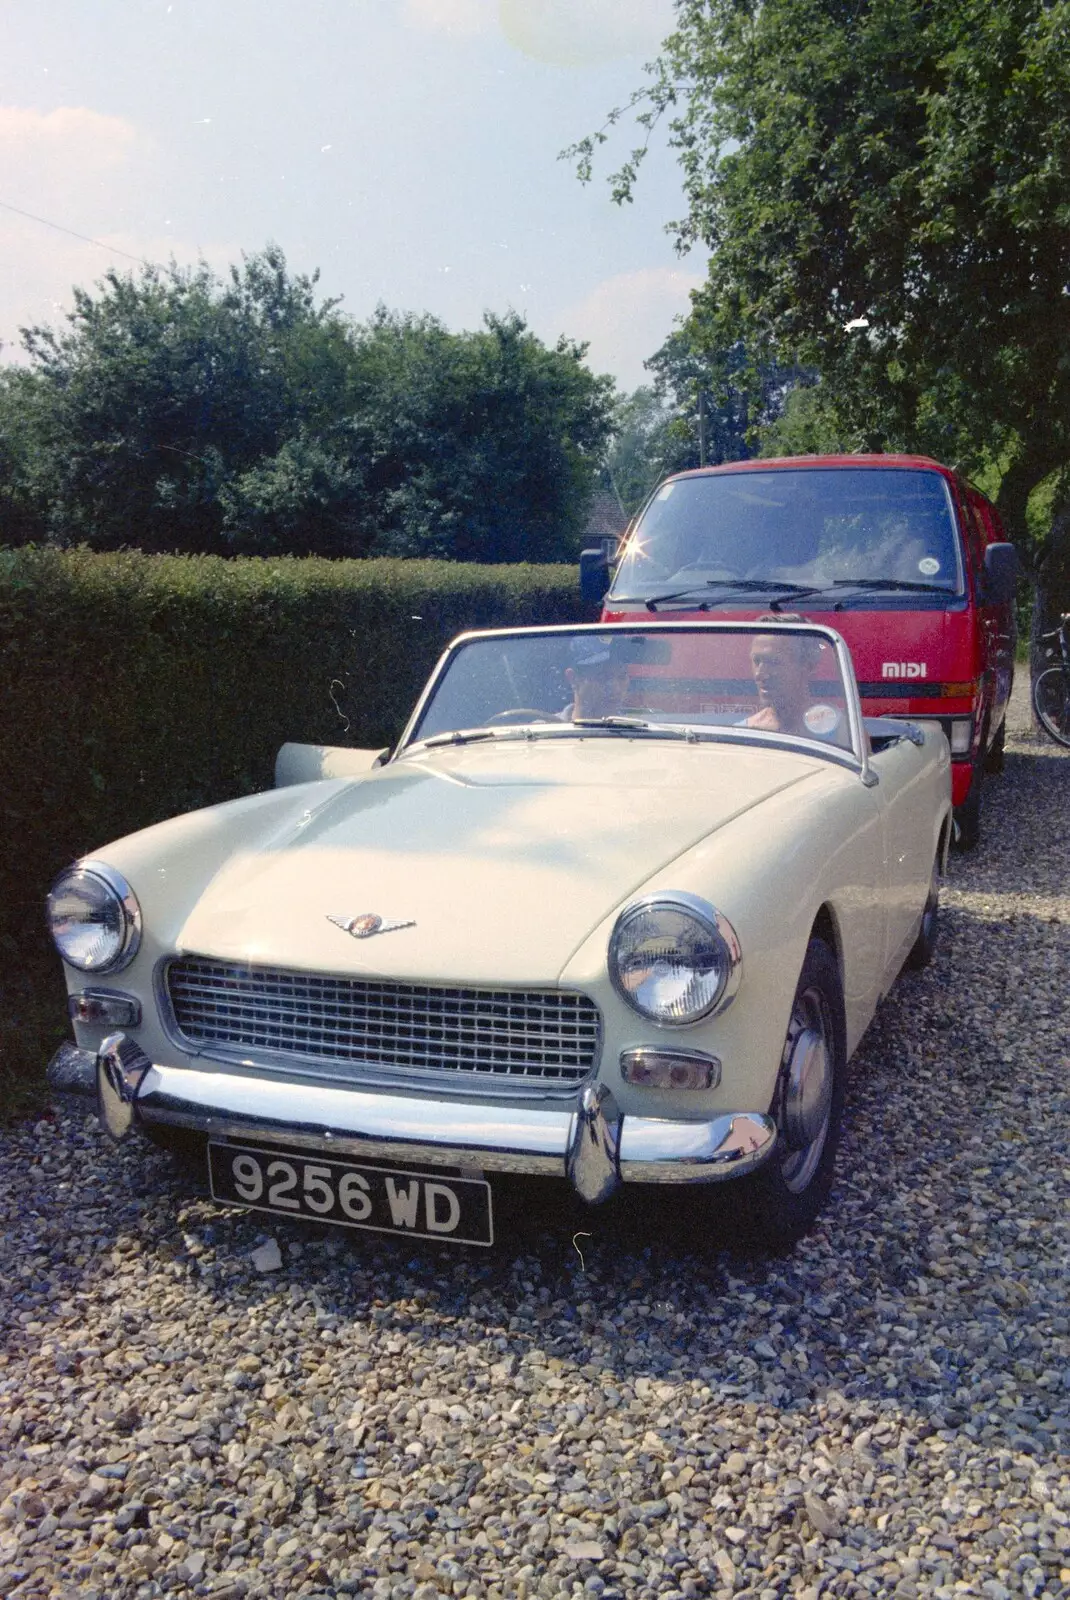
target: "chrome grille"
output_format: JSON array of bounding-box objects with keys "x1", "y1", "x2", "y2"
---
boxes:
[{"x1": 166, "y1": 957, "x2": 600, "y2": 1086}]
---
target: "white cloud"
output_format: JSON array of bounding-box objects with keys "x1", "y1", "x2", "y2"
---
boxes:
[
  {"x1": 0, "y1": 105, "x2": 139, "y2": 206},
  {"x1": 0, "y1": 104, "x2": 236, "y2": 359},
  {"x1": 402, "y1": 0, "x2": 493, "y2": 36},
  {"x1": 403, "y1": 0, "x2": 676, "y2": 60},
  {"x1": 499, "y1": 0, "x2": 676, "y2": 66},
  {"x1": 552, "y1": 266, "x2": 704, "y2": 390}
]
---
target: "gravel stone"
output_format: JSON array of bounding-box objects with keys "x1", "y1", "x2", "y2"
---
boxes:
[
  {"x1": 2, "y1": 681, "x2": 1068, "y2": 1599},
  {"x1": 249, "y1": 1239, "x2": 282, "y2": 1274}
]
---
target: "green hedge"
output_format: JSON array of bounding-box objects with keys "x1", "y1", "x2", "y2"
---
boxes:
[{"x1": 0, "y1": 547, "x2": 586, "y2": 1109}]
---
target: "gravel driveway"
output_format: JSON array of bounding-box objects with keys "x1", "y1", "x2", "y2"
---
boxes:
[{"x1": 2, "y1": 684, "x2": 1068, "y2": 1600}]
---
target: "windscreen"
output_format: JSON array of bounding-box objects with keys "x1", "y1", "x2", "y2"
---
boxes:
[
  {"x1": 611, "y1": 467, "x2": 963, "y2": 598},
  {"x1": 407, "y1": 627, "x2": 856, "y2": 755}
]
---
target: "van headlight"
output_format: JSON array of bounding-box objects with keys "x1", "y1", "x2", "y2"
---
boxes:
[
  {"x1": 609, "y1": 893, "x2": 741, "y2": 1025},
  {"x1": 46, "y1": 862, "x2": 142, "y2": 973}
]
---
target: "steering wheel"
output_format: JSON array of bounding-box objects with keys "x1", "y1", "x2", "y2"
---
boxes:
[{"x1": 485, "y1": 708, "x2": 553, "y2": 725}]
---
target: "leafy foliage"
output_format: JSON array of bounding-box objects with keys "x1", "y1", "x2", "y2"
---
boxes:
[
  {"x1": 600, "y1": 388, "x2": 692, "y2": 517},
  {"x1": 0, "y1": 249, "x2": 613, "y2": 562},
  {"x1": 601, "y1": 332, "x2": 812, "y2": 521},
  {"x1": 646, "y1": 328, "x2": 808, "y2": 466},
  {"x1": 568, "y1": 0, "x2": 1070, "y2": 565},
  {"x1": 343, "y1": 310, "x2": 614, "y2": 562},
  {"x1": 758, "y1": 382, "x2": 860, "y2": 459}
]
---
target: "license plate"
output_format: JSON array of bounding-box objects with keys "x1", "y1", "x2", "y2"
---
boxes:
[{"x1": 208, "y1": 1142, "x2": 493, "y2": 1247}]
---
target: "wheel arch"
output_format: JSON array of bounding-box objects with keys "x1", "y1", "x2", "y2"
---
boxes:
[
  {"x1": 810, "y1": 902, "x2": 842, "y2": 982},
  {"x1": 938, "y1": 808, "x2": 954, "y2": 873},
  {"x1": 807, "y1": 904, "x2": 849, "y2": 1061}
]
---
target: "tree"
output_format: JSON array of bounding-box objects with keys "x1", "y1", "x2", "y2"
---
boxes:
[
  {"x1": 645, "y1": 328, "x2": 808, "y2": 466},
  {"x1": 568, "y1": 0, "x2": 1070, "y2": 592},
  {"x1": 757, "y1": 381, "x2": 858, "y2": 459},
  {"x1": 599, "y1": 337, "x2": 810, "y2": 527},
  {"x1": 345, "y1": 309, "x2": 615, "y2": 562},
  {"x1": 0, "y1": 256, "x2": 614, "y2": 561},
  {"x1": 0, "y1": 246, "x2": 357, "y2": 553},
  {"x1": 600, "y1": 387, "x2": 690, "y2": 518}
]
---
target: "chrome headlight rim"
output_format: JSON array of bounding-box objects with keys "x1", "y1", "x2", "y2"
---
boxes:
[
  {"x1": 46, "y1": 860, "x2": 142, "y2": 974},
  {"x1": 608, "y1": 891, "x2": 742, "y2": 1027}
]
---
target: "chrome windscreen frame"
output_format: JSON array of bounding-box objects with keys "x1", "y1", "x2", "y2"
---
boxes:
[
  {"x1": 390, "y1": 620, "x2": 878, "y2": 786},
  {"x1": 153, "y1": 956, "x2": 603, "y2": 1106}
]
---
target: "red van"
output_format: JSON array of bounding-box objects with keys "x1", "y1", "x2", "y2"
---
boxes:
[{"x1": 582, "y1": 455, "x2": 1018, "y2": 847}]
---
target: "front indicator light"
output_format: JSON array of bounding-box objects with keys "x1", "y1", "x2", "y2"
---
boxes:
[
  {"x1": 68, "y1": 990, "x2": 142, "y2": 1027},
  {"x1": 620, "y1": 1047, "x2": 721, "y2": 1090}
]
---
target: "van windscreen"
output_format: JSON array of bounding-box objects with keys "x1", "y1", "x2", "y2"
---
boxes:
[{"x1": 611, "y1": 468, "x2": 963, "y2": 601}]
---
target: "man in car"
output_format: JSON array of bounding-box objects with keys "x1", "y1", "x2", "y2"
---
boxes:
[
  {"x1": 745, "y1": 622, "x2": 842, "y2": 742},
  {"x1": 563, "y1": 639, "x2": 633, "y2": 720}
]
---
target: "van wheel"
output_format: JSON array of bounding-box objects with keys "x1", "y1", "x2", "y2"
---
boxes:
[
  {"x1": 741, "y1": 938, "x2": 846, "y2": 1250},
  {"x1": 952, "y1": 766, "x2": 982, "y2": 851},
  {"x1": 984, "y1": 719, "x2": 1006, "y2": 774}
]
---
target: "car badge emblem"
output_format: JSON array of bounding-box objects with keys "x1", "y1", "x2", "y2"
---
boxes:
[{"x1": 327, "y1": 912, "x2": 416, "y2": 939}]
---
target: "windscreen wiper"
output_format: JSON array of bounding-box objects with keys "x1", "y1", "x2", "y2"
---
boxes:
[
  {"x1": 825, "y1": 576, "x2": 953, "y2": 601},
  {"x1": 832, "y1": 578, "x2": 954, "y2": 595},
  {"x1": 569, "y1": 715, "x2": 654, "y2": 731},
  {"x1": 419, "y1": 728, "x2": 501, "y2": 750},
  {"x1": 631, "y1": 579, "x2": 827, "y2": 613}
]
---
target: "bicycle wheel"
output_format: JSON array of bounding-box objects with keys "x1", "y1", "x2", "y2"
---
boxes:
[{"x1": 1033, "y1": 666, "x2": 1070, "y2": 748}]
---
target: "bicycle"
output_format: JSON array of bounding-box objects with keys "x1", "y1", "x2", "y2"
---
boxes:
[{"x1": 1032, "y1": 613, "x2": 1070, "y2": 748}]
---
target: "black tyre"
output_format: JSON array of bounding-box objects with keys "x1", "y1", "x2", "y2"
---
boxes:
[
  {"x1": 904, "y1": 860, "x2": 940, "y2": 971},
  {"x1": 952, "y1": 764, "x2": 982, "y2": 851},
  {"x1": 741, "y1": 937, "x2": 846, "y2": 1249},
  {"x1": 984, "y1": 717, "x2": 1006, "y2": 774},
  {"x1": 1033, "y1": 666, "x2": 1070, "y2": 748}
]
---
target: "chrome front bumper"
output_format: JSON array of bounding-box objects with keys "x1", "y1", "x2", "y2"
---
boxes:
[{"x1": 48, "y1": 1036, "x2": 776, "y2": 1205}]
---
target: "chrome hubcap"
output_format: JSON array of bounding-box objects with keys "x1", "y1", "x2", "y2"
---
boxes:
[{"x1": 779, "y1": 986, "x2": 833, "y2": 1194}]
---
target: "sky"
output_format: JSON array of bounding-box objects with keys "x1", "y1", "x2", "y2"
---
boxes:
[{"x1": 0, "y1": 0, "x2": 704, "y2": 392}]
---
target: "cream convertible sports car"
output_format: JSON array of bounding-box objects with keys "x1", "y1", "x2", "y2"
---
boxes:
[{"x1": 46, "y1": 621, "x2": 951, "y2": 1247}]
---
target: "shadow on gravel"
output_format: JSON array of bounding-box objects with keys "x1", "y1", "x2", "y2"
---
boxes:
[
  {"x1": 960, "y1": 747, "x2": 1069, "y2": 889},
  {"x1": 38, "y1": 1044, "x2": 1059, "y2": 1475}
]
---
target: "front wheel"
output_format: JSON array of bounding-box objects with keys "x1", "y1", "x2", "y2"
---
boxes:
[
  {"x1": 904, "y1": 859, "x2": 940, "y2": 971},
  {"x1": 1033, "y1": 666, "x2": 1070, "y2": 748},
  {"x1": 740, "y1": 937, "x2": 846, "y2": 1249}
]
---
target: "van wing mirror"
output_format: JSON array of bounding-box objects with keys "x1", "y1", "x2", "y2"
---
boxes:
[
  {"x1": 275, "y1": 743, "x2": 389, "y2": 787},
  {"x1": 982, "y1": 542, "x2": 1018, "y2": 605},
  {"x1": 580, "y1": 538, "x2": 619, "y2": 608}
]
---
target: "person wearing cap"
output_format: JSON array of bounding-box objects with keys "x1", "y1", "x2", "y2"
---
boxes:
[{"x1": 563, "y1": 639, "x2": 632, "y2": 721}]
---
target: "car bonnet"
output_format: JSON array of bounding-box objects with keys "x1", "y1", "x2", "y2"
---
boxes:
[{"x1": 173, "y1": 740, "x2": 824, "y2": 986}]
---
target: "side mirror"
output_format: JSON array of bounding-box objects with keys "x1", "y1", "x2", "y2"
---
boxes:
[
  {"x1": 275, "y1": 743, "x2": 389, "y2": 787},
  {"x1": 580, "y1": 545, "x2": 613, "y2": 608},
  {"x1": 982, "y1": 542, "x2": 1018, "y2": 606}
]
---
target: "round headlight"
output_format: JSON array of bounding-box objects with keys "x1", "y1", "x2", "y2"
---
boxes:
[
  {"x1": 609, "y1": 893, "x2": 741, "y2": 1025},
  {"x1": 46, "y1": 862, "x2": 141, "y2": 973}
]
